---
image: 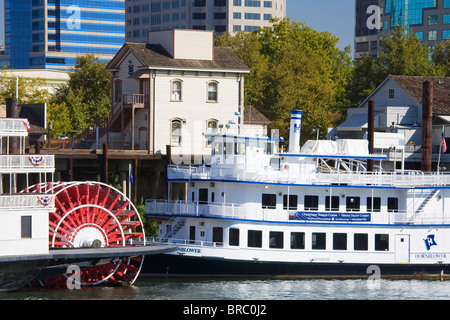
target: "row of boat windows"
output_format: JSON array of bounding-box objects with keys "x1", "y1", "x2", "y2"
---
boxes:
[
  {"x1": 190, "y1": 226, "x2": 390, "y2": 251},
  {"x1": 263, "y1": 194, "x2": 399, "y2": 212},
  {"x1": 193, "y1": 189, "x2": 399, "y2": 212}
]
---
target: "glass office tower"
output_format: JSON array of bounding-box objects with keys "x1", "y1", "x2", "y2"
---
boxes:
[
  {"x1": 381, "y1": 0, "x2": 450, "y2": 57},
  {"x1": 354, "y1": 0, "x2": 380, "y2": 59},
  {"x1": 1, "y1": 0, "x2": 125, "y2": 71}
]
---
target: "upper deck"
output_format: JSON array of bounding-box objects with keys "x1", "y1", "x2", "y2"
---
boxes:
[{"x1": 168, "y1": 133, "x2": 448, "y2": 189}]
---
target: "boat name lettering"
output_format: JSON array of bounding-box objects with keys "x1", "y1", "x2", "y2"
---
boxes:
[
  {"x1": 179, "y1": 247, "x2": 201, "y2": 254},
  {"x1": 414, "y1": 253, "x2": 447, "y2": 259}
]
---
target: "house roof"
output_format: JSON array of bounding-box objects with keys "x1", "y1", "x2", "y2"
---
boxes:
[
  {"x1": 244, "y1": 105, "x2": 271, "y2": 125},
  {"x1": 107, "y1": 42, "x2": 250, "y2": 73},
  {"x1": 360, "y1": 75, "x2": 450, "y2": 114},
  {"x1": 389, "y1": 75, "x2": 450, "y2": 114}
]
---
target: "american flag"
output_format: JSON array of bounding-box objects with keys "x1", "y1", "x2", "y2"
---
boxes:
[{"x1": 442, "y1": 130, "x2": 447, "y2": 153}]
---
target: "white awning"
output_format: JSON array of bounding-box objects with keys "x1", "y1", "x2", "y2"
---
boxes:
[{"x1": 337, "y1": 114, "x2": 368, "y2": 131}]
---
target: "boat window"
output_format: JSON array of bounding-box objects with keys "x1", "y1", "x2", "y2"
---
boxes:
[
  {"x1": 354, "y1": 233, "x2": 368, "y2": 251},
  {"x1": 283, "y1": 194, "x2": 298, "y2": 210},
  {"x1": 333, "y1": 233, "x2": 347, "y2": 250},
  {"x1": 312, "y1": 232, "x2": 326, "y2": 250},
  {"x1": 290, "y1": 232, "x2": 305, "y2": 249},
  {"x1": 21, "y1": 216, "x2": 32, "y2": 238},
  {"x1": 229, "y1": 228, "x2": 240, "y2": 246},
  {"x1": 264, "y1": 142, "x2": 273, "y2": 155},
  {"x1": 375, "y1": 234, "x2": 389, "y2": 251},
  {"x1": 325, "y1": 196, "x2": 340, "y2": 212},
  {"x1": 346, "y1": 196, "x2": 360, "y2": 212},
  {"x1": 367, "y1": 197, "x2": 381, "y2": 212},
  {"x1": 235, "y1": 142, "x2": 245, "y2": 155},
  {"x1": 262, "y1": 193, "x2": 276, "y2": 209},
  {"x1": 269, "y1": 231, "x2": 284, "y2": 249},
  {"x1": 224, "y1": 141, "x2": 234, "y2": 155},
  {"x1": 387, "y1": 197, "x2": 399, "y2": 213},
  {"x1": 213, "y1": 227, "x2": 223, "y2": 245},
  {"x1": 189, "y1": 226, "x2": 196, "y2": 244},
  {"x1": 248, "y1": 230, "x2": 262, "y2": 248},
  {"x1": 213, "y1": 142, "x2": 223, "y2": 155},
  {"x1": 199, "y1": 188, "x2": 208, "y2": 204},
  {"x1": 304, "y1": 195, "x2": 319, "y2": 211},
  {"x1": 270, "y1": 157, "x2": 281, "y2": 171}
]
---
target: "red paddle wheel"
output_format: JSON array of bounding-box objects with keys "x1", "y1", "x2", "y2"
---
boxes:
[{"x1": 26, "y1": 181, "x2": 146, "y2": 288}]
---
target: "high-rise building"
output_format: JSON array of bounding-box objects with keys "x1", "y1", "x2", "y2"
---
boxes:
[
  {"x1": 381, "y1": 0, "x2": 450, "y2": 58},
  {"x1": 354, "y1": 0, "x2": 450, "y2": 59},
  {"x1": 0, "y1": 0, "x2": 125, "y2": 71},
  {"x1": 354, "y1": 0, "x2": 380, "y2": 59},
  {"x1": 125, "y1": 0, "x2": 286, "y2": 43}
]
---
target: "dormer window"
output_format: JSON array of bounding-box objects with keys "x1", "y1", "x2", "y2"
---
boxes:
[
  {"x1": 171, "y1": 79, "x2": 182, "y2": 101},
  {"x1": 207, "y1": 81, "x2": 218, "y2": 102}
]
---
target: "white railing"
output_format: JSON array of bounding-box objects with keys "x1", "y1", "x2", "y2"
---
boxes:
[
  {"x1": 167, "y1": 164, "x2": 450, "y2": 187},
  {"x1": 0, "y1": 155, "x2": 55, "y2": 173},
  {"x1": 0, "y1": 119, "x2": 30, "y2": 137},
  {"x1": 0, "y1": 194, "x2": 55, "y2": 210},
  {"x1": 145, "y1": 199, "x2": 450, "y2": 226}
]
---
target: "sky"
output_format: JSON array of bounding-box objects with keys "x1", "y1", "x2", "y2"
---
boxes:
[{"x1": 285, "y1": 0, "x2": 355, "y2": 52}]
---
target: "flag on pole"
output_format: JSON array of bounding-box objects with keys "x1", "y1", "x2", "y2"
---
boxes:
[
  {"x1": 442, "y1": 129, "x2": 447, "y2": 153},
  {"x1": 129, "y1": 163, "x2": 134, "y2": 184}
]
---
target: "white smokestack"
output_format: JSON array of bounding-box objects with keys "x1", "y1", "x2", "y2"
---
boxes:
[{"x1": 289, "y1": 110, "x2": 302, "y2": 153}]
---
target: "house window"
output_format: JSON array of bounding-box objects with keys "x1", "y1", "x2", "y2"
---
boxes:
[
  {"x1": 171, "y1": 79, "x2": 182, "y2": 101},
  {"x1": 207, "y1": 81, "x2": 218, "y2": 102},
  {"x1": 388, "y1": 89, "x2": 395, "y2": 99},
  {"x1": 171, "y1": 119, "x2": 182, "y2": 146},
  {"x1": 114, "y1": 79, "x2": 122, "y2": 102}
]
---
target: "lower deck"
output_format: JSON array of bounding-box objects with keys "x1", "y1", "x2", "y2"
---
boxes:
[{"x1": 150, "y1": 216, "x2": 450, "y2": 266}]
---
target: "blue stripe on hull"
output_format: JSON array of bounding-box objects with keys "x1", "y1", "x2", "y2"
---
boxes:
[{"x1": 143, "y1": 254, "x2": 450, "y2": 278}]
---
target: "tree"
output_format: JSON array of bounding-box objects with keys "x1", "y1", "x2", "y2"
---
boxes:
[
  {"x1": 0, "y1": 68, "x2": 50, "y2": 104},
  {"x1": 432, "y1": 40, "x2": 450, "y2": 76},
  {"x1": 216, "y1": 18, "x2": 353, "y2": 143},
  {"x1": 347, "y1": 26, "x2": 444, "y2": 107},
  {"x1": 50, "y1": 54, "x2": 111, "y2": 137}
]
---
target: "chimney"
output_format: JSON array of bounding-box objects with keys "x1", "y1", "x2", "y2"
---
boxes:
[
  {"x1": 421, "y1": 81, "x2": 433, "y2": 172},
  {"x1": 289, "y1": 110, "x2": 302, "y2": 153}
]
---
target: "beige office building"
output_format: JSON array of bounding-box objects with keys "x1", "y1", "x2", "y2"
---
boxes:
[{"x1": 126, "y1": 0, "x2": 286, "y2": 42}]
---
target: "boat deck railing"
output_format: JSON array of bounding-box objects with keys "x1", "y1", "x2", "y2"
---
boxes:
[
  {"x1": 167, "y1": 164, "x2": 450, "y2": 187},
  {"x1": 145, "y1": 199, "x2": 450, "y2": 226},
  {"x1": 0, "y1": 155, "x2": 55, "y2": 174},
  {"x1": 0, "y1": 194, "x2": 55, "y2": 210},
  {"x1": 0, "y1": 119, "x2": 30, "y2": 137}
]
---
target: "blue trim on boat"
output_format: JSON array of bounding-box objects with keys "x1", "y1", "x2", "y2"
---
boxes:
[
  {"x1": 277, "y1": 153, "x2": 388, "y2": 160},
  {"x1": 167, "y1": 177, "x2": 450, "y2": 190},
  {"x1": 145, "y1": 213, "x2": 450, "y2": 228}
]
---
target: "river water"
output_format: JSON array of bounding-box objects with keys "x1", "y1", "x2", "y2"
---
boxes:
[{"x1": 1, "y1": 277, "x2": 450, "y2": 300}]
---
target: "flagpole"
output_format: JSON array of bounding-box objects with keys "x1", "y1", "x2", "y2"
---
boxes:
[
  {"x1": 438, "y1": 126, "x2": 445, "y2": 174},
  {"x1": 128, "y1": 162, "x2": 132, "y2": 210}
]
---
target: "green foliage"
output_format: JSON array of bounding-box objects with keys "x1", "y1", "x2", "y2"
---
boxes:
[
  {"x1": 347, "y1": 26, "x2": 445, "y2": 107},
  {"x1": 0, "y1": 69, "x2": 50, "y2": 104},
  {"x1": 216, "y1": 18, "x2": 353, "y2": 143},
  {"x1": 49, "y1": 54, "x2": 111, "y2": 137},
  {"x1": 432, "y1": 40, "x2": 450, "y2": 76}
]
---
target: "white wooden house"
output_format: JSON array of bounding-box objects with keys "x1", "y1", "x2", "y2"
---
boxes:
[
  {"x1": 105, "y1": 29, "x2": 250, "y2": 163},
  {"x1": 333, "y1": 75, "x2": 450, "y2": 168}
]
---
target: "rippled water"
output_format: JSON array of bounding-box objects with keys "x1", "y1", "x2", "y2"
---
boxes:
[{"x1": 1, "y1": 277, "x2": 450, "y2": 300}]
